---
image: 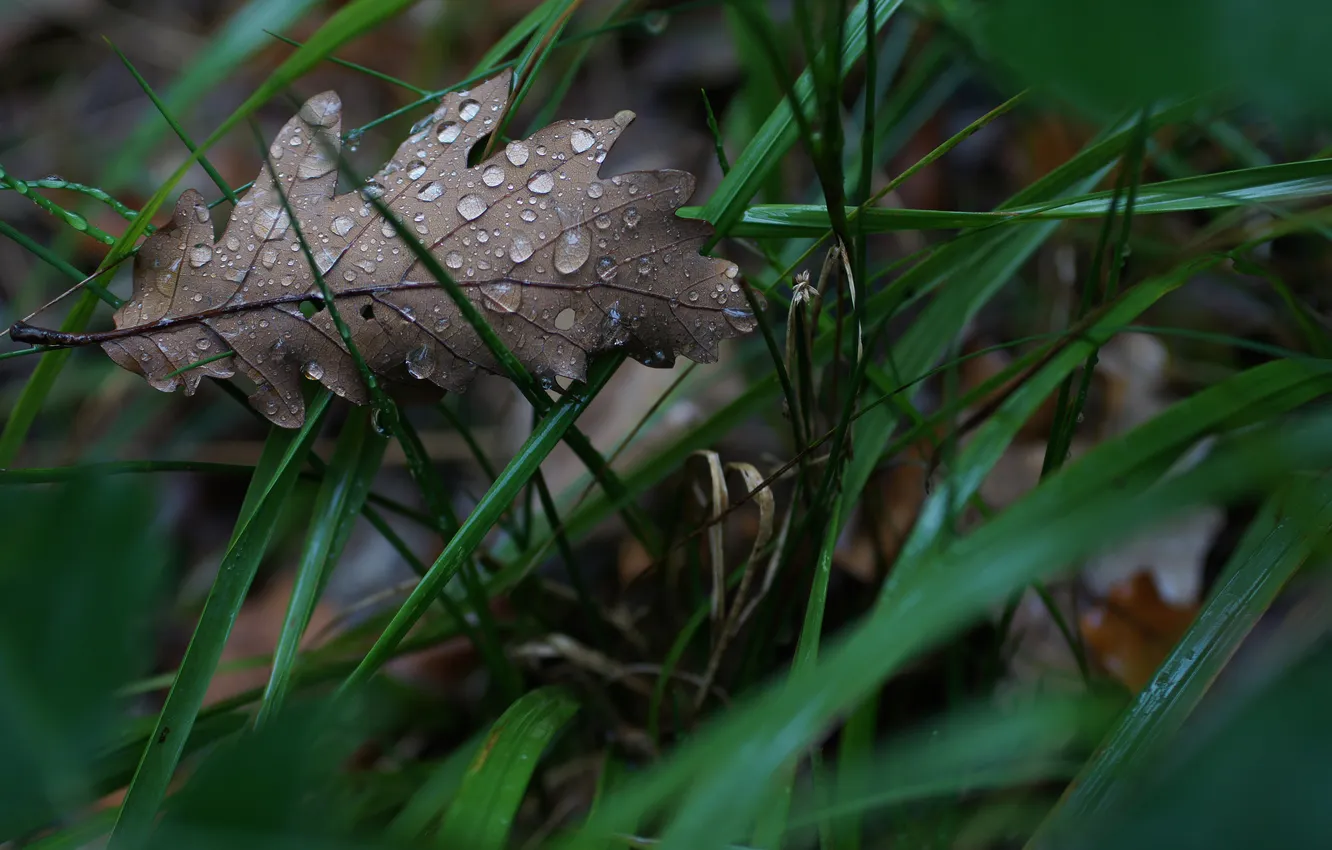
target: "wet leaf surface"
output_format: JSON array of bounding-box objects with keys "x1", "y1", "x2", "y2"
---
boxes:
[{"x1": 50, "y1": 71, "x2": 749, "y2": 427}]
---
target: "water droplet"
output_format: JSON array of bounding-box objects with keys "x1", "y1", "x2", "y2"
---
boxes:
[
  {"x1": 637, "y1": 256, "x2": 652, "y2": 275},
  {"x1": 407, "y1": 160, "x2": 428, "y2": 180},
  {"x1": 196, "y1": 339, "x2": 211, "y2": 351},
  {"x1": 624, "y1": 206, "x2": 640, "y2": 229},
  {"x1": 521, "y1": 209, "x2": 538, "y2": 223},
  {"x1": 406, "y1": 345, "x2": 436, "y2": 379},
  {"x1": 457, "y1": 194, "x2": 487, "y2": 220},
  {"x1": 688, "y1": 291, "x2": 698, "y2": 302},
  {"x1": 481, "y1": 281, "x2": 522, "y2": 313},
  {"x1": 723, "y1": 307, "x2": 757, "y2": 332},
  {"x1": 445, "y1": 251, "x2": 464, "y2": 269},
  {"x1": 459, "y1": 100, "x2": 481, "y2": 121},
  {"x1": 331, "y1": 215, "x2": 355, "y2": 237},
  {"x1": 510, "y1": 234, "x2": 534, "y2": 263},
  {"x1": 409, "y1": 114, "x2": 435, "y2": 136},
  {"x1": 506, "y1": 141, "x2": 530, "y2": 167},
  {"x1": 260, "y1": 247, "x2": 279, "y2": 269},
  {"x1": 614, "y1": 109, "x2": 635, "y2": 127},
  {"x1": 527, "y1": 171, "x2": 555, "y2": 194},
  {"x1": 361, "y1": 179, "x2": 386, "y2": 200},
  {"x1": 482, "y1": 165, "x2": 505, "y2": 187},
  {"x1": 417, "y1": 181, "x2": 445, "y2": 202},
  {"x1": 594, "y1": 256, "x2": 618, "y2": 282},
  {"x1": 381, "y1": 221, "x2": 397, "y2": 238},
  {"x1": 225, "y1": 236, "x2": 241, "y2": 251},
  {"x1": 281, "y1": 275, "x2": 294, "y2": 287},
  {"x1": 193, "y1": 205, "x2": 210, "y2": 223},
  {"x1": 592, "y1": 214, "x2": 610, "y2": 230},
  {"x1": 302, "y1": 361, "x2": 325, "y2": 381},
  {"x1": 437, "y1": 122, "x2": 461, "y2": 144},
  {"x1": 188, "y1": 244, "x2": 213, "y2": 267},
  {"x1": 371, "y1": 407, "x2": 394, "y2": 437},
  {"x1": 344, "y1": 129, "x2": 363, "y2": 151},
  {"x1": 571, "y1": 128, "x2": 595, "y2": 153},
  {"x1": 554, "y1": 228, "x2": 591, "y2": 274},
  {"x1": 252, "y1": 206, "x2": 290, "y2": 240}
]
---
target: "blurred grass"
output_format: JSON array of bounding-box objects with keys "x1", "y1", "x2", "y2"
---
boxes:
[{"x1": 2, "y1": 0, "x2": 1332, "y2": 848}]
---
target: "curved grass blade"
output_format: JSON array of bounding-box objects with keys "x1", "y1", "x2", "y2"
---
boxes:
[
  {"x1": 386, "y1": 734, "x2": 486, "y2": 841},
  {"x1": 700, "y1": 0, "x2": 905, "y2": 239},
  {"x1": 557, "y1": 363, "x2": 1332, "y2": 850},
  {"x1": 256, "y1": 409, "x2": 386, "y2": 726},
  {"x1": 340, "y1": 354, "x2": 622, "y2": 691},
  {"x1": 1034, "y1": 472, "x2": 1332, "y2": 843},
  {"x1": 681, "y1": 156, "x2": 1332, "y2": 236},
  {"x1": 436, "y1": 687, "x2": 580, "y2": 849},
  {"x1": 108, "y1": 391, "x2": 332, "y2": 850},
  {"x1": 102, "y1": 0, "x2": 322, "y2": 190}
]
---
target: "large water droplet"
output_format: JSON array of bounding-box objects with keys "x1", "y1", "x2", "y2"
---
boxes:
[
  {"x1": 723, "y1": 307, "x2": 758, "y2": 332},
  {"x1": 331, "y1": 215, "x2": 355, "y2": 237},
  {"x1": 521, "y1": 209, "x2": 538, "y2": 222},
  {"x1": 594, "y1": 214, "x2": 611, "y2": 230},
  {"x1": 302, "y1": 361, "x2": 325, "y2": 381},
  {"x1": 586, "y1": 182, "x2": 604, "y2": 200},
  {"x1": 445, "y1": 251, "x2": 464, "y2": 269},
  {"x1": 554, "y1": 228, "x2": 591, "y2": 274},
  {"x1": 252, "y1": 206, "x2": 290, "y2": 240},
  {"x1": 482, "y1": 165, "x2": 505, "y2": 187},
  {"x1": 457, "y1": 194, "x2": 487, "y2": 220},
  {"x1": 381, "y1": 221, "x2": 397, "y2": 238},
  {"x1": 637, "y1": 256, "x2": 652, "y2": 275},
  {"x1": 570, "y1": 128, "x2": 595, "y2": 154},
  {"x1": 417, "y1": 181, "x2": 445, "y2": 202},
  {"x1": 260, "y1": 247, "x2": 278, "y2": 268},
  {"x1": 527, "y1": 171, "x2": 555, "y2": 194},
  {"x1": 193, "y1": 205, "x2": 210, "y2": 224},
  {"x1": 407, "y1": 160, "x2": 428, "y2": 180},
  {"x1": 595, "y1": 256, "x2": 617, "y2": 282},
  {"x1": 361, "y1": 179, "x2": 386, "y2": 200},
  {"x1": 510, "y1": 234, "x2": 534, "y2": 263},
  {"x1": 624, "y1": 206, "x2": 640, "y2": 229},
  {"x1": 406, "y1": 345, "x2": 436, "y2": 379},
  {"x1": 437, "y1": 122, "x2": 461, "y2": 144},
  {"x1": 225, "y1": 236, "x2": 241, "y2": 252},
  {"x1": 481, "y1": 281, "x2": 522, "y2": 313},
  {"x1": 188, "y1": 244, "x2": 213, "y2": 267},
  {"x1": 409, "y1": 114, "x2": 435, "y2": 136},
  {"x1": 506, "y1": 141, "x2": 530, "y2": 166},
  {"x1": 459, "y1": 100, "x2": 481, "y2": 121}
]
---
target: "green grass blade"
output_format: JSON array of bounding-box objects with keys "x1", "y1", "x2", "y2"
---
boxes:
[
  {"x1": 436, "y1": 687, "x2": 580, "y2": 849},
  {"x1": 340, "y1": 354, "x2": 622, "y2": 692},
  {"x1": 102, "y1": 0, "x2": 322, "y2": 190},
  {"x1": 256, "y1": 410, "x2": 386, "y2": 726},
  {"x1": 386, "y1": 734, "x2": 486, "y2": 841},
  {"x1": 561, "y1": 362, "x2": 1332, "y2": 849},
  {"x1": 682, "y1": 156, "x2": 1332, "y2": 235},
  {"x1": 1038, "y1": 472, "x2": 1332, "y2": 837},
  {"x1": 700, "y1": 0, "x2": 905, "y2": 237},
  {"x1": 107, "y1": 391, "x2": 332, "y2": 849}
]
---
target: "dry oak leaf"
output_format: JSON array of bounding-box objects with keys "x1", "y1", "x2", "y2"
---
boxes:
[{"x1": 68, "y1": 71, "x2": 751, "y2": 427}]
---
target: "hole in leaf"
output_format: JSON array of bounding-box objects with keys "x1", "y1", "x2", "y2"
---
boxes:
[
  {"x1": 467, "y1": 132, "x2": 495, "y2": 168},
  {"x1": 360, "y1": 303, "x2": 375, "y2": 320},
  {"x1": 555, "y1": 308, "x2": 576, "y2": 331},
  {"x1": 299, "y1": 299, "x2": 326, "y2": 318}
]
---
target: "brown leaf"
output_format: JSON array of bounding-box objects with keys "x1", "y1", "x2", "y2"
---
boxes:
[{"x1": 77, "y1": 71, "x2": 750, "y2": 426}]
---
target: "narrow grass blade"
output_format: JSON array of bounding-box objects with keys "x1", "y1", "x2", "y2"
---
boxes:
[
  {"x1": 340, "y1": 355, "x2": 621, "y2": 691},
  {"x1": 102, "y1": 0, "x2": 322, "y2": 190},
  {"x1": 559, "y1": 363, "x2": 1332, "y2": 850},
  {"x1": 1037, "y1": 472, "x2": 1332, "y2": 839},
  {"x1": 256, "y1": 409, "x2": 386, "y2": 726},
  {"x1": 700, "y1": 0, "x2": 905, "y2": 238},
  {"x1": 436, "y1": 687, "x2": 580, "y2": 849},
  {"x1": 108, "y1": 391, "x2": 331, "y2": 849},
  {"x1": 386, "y1": 734, "x2": 486, "y2": 841}
]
